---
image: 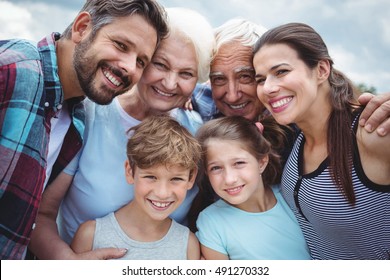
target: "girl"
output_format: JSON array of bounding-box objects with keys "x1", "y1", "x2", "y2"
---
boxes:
[
  {"x1": 253, "y1": 22, "x2": 390, "y2": 259},
  {"x1": 195, "y1": 116, "x2": 310, "y2": 259}
]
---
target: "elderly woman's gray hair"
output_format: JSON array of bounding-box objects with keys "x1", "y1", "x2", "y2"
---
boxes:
[{"x1": 166, "y1": 7, "x2": 215, "y2": 83}]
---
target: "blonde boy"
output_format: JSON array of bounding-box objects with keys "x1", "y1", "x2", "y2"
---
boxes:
[{"x1": 71, "y1": 115, "x2": 201, "y2": 259}]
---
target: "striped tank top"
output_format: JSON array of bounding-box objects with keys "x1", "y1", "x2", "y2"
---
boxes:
[{"x1": 281, "y1": 115, "x2": 390, "y2": 259}]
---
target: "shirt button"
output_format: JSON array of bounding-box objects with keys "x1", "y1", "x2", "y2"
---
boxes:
[
  {"x1": 57, "y1": 104, "x2": 62, "y2": 110},
  {"x1": 44, "y1": 102, "x2": 50, "y2": 107},
  {"x1": 32, "y1": 223, "x2": 36, "y2": 230}
]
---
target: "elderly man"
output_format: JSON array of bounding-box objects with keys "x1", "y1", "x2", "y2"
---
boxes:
[{"x1": 191, "y1": 18, "x2": 390, "y2": 134}]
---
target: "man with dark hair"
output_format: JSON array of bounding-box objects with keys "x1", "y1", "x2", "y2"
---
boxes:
[{"x1": 0, "y1": 0, "x2": 168, "y2": 259}]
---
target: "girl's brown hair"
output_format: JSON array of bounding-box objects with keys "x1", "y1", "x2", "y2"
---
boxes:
[{"x1": 187, "y1": 115, "x2": 289, "y2": 232}]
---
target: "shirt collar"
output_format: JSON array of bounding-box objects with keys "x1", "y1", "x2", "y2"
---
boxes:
[{"x1": 38, "y1": 32, "x2": 63, "y2": 112}]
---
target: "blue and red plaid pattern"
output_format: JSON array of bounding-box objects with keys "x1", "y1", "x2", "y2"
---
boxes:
[
  {"x1": 0, "y1": 33, "x2": 84, "y2": 259},
  {"x1": 191, "y1": 83, "x2": 222, "y2": 122}
]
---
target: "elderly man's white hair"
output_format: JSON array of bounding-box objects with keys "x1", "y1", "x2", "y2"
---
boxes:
[{"x1": 214, "y1": 18, "x2": 268, "y2": 54}]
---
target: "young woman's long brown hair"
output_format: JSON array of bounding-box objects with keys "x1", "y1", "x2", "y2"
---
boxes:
[{"x1": 253, "y1": 22, "x2": 363, "y2": 204}]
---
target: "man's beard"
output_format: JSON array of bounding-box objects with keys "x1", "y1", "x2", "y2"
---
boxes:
[{"x1": 73, "y1": 36, "x2": 131, "y2": 105}]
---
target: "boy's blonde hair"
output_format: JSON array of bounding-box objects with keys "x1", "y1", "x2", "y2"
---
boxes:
[{"x1": 127, "y1": 115, "x2": 201, "y2": 179}]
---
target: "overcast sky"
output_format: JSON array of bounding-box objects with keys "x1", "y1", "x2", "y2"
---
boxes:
[{"x1": 1, "y1": 0, "x2": 389, "y2": 93}]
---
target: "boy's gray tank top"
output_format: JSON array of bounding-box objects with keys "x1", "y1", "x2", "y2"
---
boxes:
[{"x1": 93, "y1": 212, "x2": 189, "y2": 259}]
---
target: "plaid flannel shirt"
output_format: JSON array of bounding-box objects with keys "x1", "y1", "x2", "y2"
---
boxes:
[{"x1": 0, "y1": 33, "x2": 84, "y2": 259}]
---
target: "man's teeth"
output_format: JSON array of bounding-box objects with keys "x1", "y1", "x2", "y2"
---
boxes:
[
  {"x1": 103, "y1": 70, "x2": 121, "y2": 86},
  {"x1": 271, "y1": 97, "x2": 292, "y2": 108},
  {"x1": 155, "y1": 87, "x2": 174, "y2": 97},
  {"x1": 229, "y1": 102, "x2": 247, "y2": 109},
  {"x1": 151, "y1": 200, "x2": 171, "y2": 208}
]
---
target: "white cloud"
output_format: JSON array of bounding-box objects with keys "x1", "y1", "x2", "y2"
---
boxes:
[
  {"x1": 328, "y1": 44, "x2": 364, "y2": 85},
  {"x1": 0, "y1": 2, "x2": 34, "y2": 39},
  {"x1": 381, "y1": 18, "x2": 390, "y2": 46},
  {"x1": 329, "y1": 44, "x2": 388, "y2": 92},
  {"x1": 0, "y1": 1, "x2": 77, "y2": 41},
  {"x1": 2, "y1": 0, "x2": 389, "y2": 93},
  {"x1": 329, "y1": 45, "x2": 357, "y2": 72}
]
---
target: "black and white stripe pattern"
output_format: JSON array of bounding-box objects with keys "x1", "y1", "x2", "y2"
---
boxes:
[{"x1": 281, "y1": 117, "x2": 390, "y2": 259}]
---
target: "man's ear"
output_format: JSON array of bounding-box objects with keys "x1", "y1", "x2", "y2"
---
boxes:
[
  {"x1": 71, "y1": 11, "x2": 93, "y2": 43},
  {"x1": 124, "y1": 160, "x2": 135, "y2": 184}
]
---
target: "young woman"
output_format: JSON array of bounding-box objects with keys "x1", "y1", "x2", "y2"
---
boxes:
[{"x1": 253, "y1": 22, "x2": 390, "y2": 259}]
